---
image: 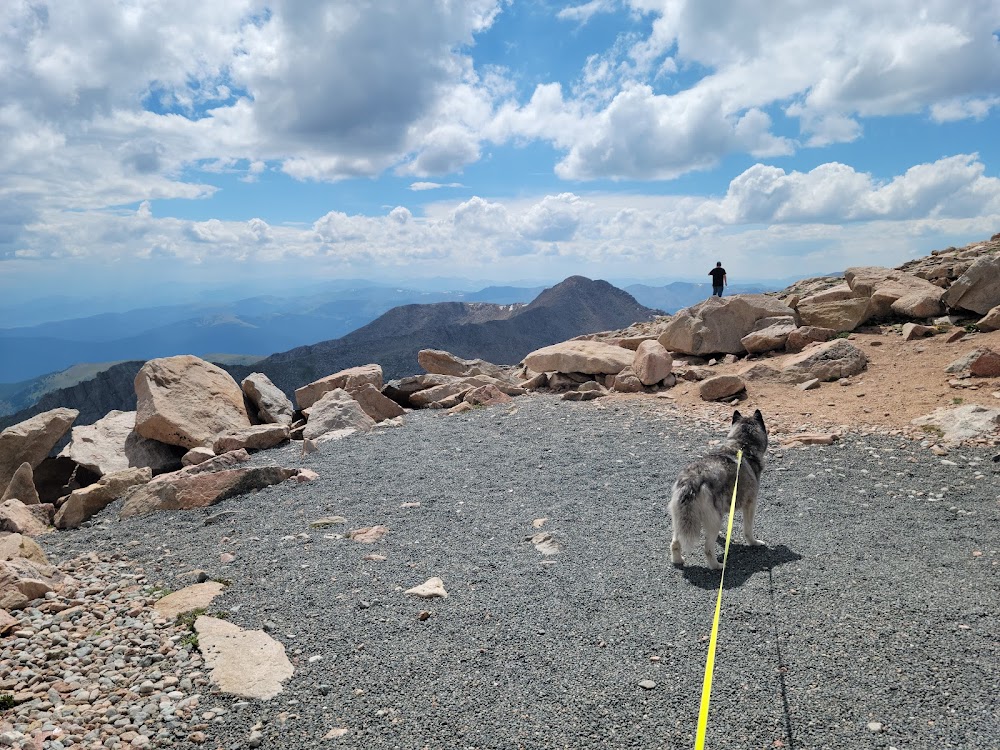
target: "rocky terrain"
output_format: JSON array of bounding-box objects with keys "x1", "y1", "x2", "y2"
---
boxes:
[{"x1": 1, "y1": 233, "x2": 999, "y2": 749}]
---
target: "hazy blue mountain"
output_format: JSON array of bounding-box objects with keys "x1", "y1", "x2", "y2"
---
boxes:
[
  {"x1": 0, "y1": 284, "x2": 548, "y2": 383},
  {"x1": 2, "y1": 277, "x2": 659, "y2": 427}
]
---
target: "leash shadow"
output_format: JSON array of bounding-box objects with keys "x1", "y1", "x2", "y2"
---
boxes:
[{"x1": 681, "y1": 543, "x2": 802, "y2": 590}]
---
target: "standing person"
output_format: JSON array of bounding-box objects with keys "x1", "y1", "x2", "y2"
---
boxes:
[{"x1": 709, "y1": 261, "x2": 727, "y2": 297}]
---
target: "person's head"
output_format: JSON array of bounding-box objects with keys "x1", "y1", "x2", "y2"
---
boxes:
[{"x1": 716, "y1": 261, "x2": 722, "y2": 267}]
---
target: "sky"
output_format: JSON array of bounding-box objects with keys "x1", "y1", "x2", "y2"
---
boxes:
[{"x1": 3, "y1": 0, "x2": 1000, "y2": 309}]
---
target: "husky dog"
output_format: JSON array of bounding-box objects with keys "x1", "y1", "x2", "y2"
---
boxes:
[{"x1": 669, "y1": 409, "x2": 769, "y2": 570}]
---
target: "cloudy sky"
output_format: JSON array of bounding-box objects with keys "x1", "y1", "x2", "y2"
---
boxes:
[{"x1": 3, "y1": 0, "x2": 1000, "y2": 305}]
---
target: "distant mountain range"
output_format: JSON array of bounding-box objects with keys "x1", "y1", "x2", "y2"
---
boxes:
[
  {"x1": 0, "y1": 276, "x2": 659, "y2": 429},
  {"x1": 0, "y1": 284, "x2": 547, "y2": 384}
]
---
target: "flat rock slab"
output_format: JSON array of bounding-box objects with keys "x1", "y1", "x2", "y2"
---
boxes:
[
  {"x1": 195, "y1": 616, "x2": 293, "y2": 700},
  {"x1": 154, "y1": 581, "x2": 226, "y2": 619},
  {"x1": 911, "y1": 405, "x2": 1000, "y2": 444},
  {"x1": 405, "y1": 577, "x2": 448, "y2": 598}
]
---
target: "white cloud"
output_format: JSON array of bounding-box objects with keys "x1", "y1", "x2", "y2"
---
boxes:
[
  {"x1": 409, "y1": 181, "x2": 467, "y2": 191},
  {"x1": 702, "y1": 154, "x2": 1000, "y2": 225},
  {"x1": 9, "y1": 156, "x2": 997, "y2": 284},
  {"x1": 557, "y1": 1, "x2": 619, "y2": 25}
]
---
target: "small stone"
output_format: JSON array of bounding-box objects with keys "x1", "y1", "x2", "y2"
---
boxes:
[
  {"x1": 638, "y1": 680, "x2": 656, "y2": 690},
  {"x1": 219, "y1": 552, "x2": 236, "y2": 564},
  {"x1": 324, "y1": 727, "x2": 349, "y2": 739},
  {"x1": 867, "y1": 721, "x2": 884, "y2": 733}
]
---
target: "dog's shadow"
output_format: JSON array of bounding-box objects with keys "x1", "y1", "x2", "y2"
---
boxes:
[{"x1": 681, "y1": 543, "x2": 802, "y2": 590}]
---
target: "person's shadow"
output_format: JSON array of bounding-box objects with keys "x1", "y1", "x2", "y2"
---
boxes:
[{"x1": 681, "y1": 542, "x2": 802, "y2": 590}]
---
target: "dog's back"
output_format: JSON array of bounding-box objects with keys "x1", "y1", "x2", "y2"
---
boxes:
[{"x1": 669, "y1": 409, "x2": 768, "y2": 569}]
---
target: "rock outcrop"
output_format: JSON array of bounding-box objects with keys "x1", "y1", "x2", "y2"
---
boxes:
[
  {"x1": 212, "y1": 425, "x2": 290, "y2": 454},
  {"x1": 0, "y1": 463, "x2": 40, "y2": 506},
  {"x1": 295, "y1": 365, "x2": 383, "y2": 411},
  {"x1": 522, "y1": 340, "x2": 633, "y2": 375},
  {"x1": 0, "y1": 408, "x2": 78, "y2": 493},
  {"x1": 941, "y1": 254, "x2": 1000, "y2": 315},
  {"x1": 241, "y1": 373, "x2": 295, "y2": 425},
  {"x1": 349, "y1": 383, "x2": 406, "y2": 422},
  {"x1": 658, "y1": 296, "x2": 798, "y2": 355},
  {"x1": 134, "y1": 356, "x2": 251, "y2": 449},
  {"x1": 54, "y1": 467, "x2": 152, "y2": 529},
  {"x1": 58, "y1": 410, "x2": 183, "y2": 476},
  {"x1": 417, "y1": 349, "x2": 509, "y2": 380},
  {"x1": 632, "y1": 340, "x2": 672, "y2": 385},
  {"x1": 780, "y1": 339, "x2": 868, "y2": 382},
  {"x1": 120, "y1": 465, "x2": 299, "y2": 518},
  {"x1": 302, "y1": 389, "x2": 376, "y2": 441},
  {"x1": 0, "y1": 499, "x2": 50, "y2": 537}
]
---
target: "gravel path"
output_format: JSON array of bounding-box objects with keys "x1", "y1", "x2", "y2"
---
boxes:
[{"x1": 39, "y1": 394, "x2": 1000, "y2": 749}]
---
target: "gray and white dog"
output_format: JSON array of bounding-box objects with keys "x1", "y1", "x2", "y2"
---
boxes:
[{"x1": 669, "y1": 409, "x2": 769, "y2": 570}]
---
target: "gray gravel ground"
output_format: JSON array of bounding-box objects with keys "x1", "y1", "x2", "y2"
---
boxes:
[{"x1": 40, "y1": 394, "x2": 1000, "y2": 749}]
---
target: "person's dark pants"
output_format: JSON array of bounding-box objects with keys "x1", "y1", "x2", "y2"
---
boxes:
[{"x1": 712, "y1": 285, "x2": 724, "y2": 297}]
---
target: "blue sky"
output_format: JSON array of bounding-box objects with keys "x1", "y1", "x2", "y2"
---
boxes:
[{"x1": 2, "y1": 0, "x2": 1000, "y2": 310}]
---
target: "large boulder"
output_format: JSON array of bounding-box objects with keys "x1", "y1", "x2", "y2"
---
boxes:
[
  {"x1": 781, "y1": 339, "x2": 868, "y2": 382},
  {"x1": 632, "y1": 340, "x2": 673, "y2": 385},
  {"x1": 59, "y1": 410, "x2": 182, "y2": 476},
  {"x1": 784, "y1": 326, "x2": 837, "y2": 353},
  {"x1": 349, "y1": 383, "x2": 406, "y2": 422},
  {"x1": 942, "y1": 254, "x2": 1000, "y2": 315},
  {"x1": 523, "y1": 340, "x2": 634, "y2": 374},
  {"x1": 0, "y1": 532, "x2": 49, "y2": 564},
  {"x1": 0, "y1": 463, "x2": 40, "y2": 505},
  {"x1": 0, "y1": 558, "x2": 71, "y2": 610},
  {"x1": 295, "y1": 365, "x2": 383, "y2": 410},
  {"x1": 0, "y1": 499, "x2": 50, "y2": 536},
  {"x1": 54, "y1": 467, "x2": 152, "y2": 529},
  {"x1": 302, "y1": 388, "x2": 376, "y2": 440},
  {"x1": 977, "y1": 305, "x2": 1000, "y2": 332},
  {"x1": 740, "y1": 318, "x2": 798, "y2": 355},
  {"x1": 408, "y1": 381, "x2": 474, "y2": 408},
  {"x1": 844, "y1": 266, "x2": 945, "y2": 319},
  {"x1": 417, "y1": 350, "x2": 508, "y2": 380},
  {"x1": 795, "y1": 297, "x2": 870, "y2": 331},
  {"x1": 658, "y1": 295, "x2": 799, "y2": 356},
  {"x1": 464, "y1": 384, "x2": 514, "y2": 407},
  {"x1": 0, "y1": 408, "x2": 78, "y2": 493},
  {"x1": 120, "y1": 465, "x2": 298, "y2": 518},
  {"x1": 134, "y1": 356, "x2": 251, "y2": 449},
  {"x1": 699, "y1": 375, "x2": 747, "y2": 401},
  {"x1": 241, "y1": 373, "x2": 294, "y2": 425}
]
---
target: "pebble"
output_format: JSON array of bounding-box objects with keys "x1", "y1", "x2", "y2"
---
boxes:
[
  {"x1": 867, "y1": 721, "x2": 884, "y2": 733},
  {"x1": 0, "y1": 554, "x2": 212, "y2": 750},
  {"x1": 638, "y1": 680, "x2": 656, "y2": 690}
]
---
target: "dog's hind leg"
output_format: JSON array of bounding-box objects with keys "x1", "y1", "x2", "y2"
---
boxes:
[
  {"x1": 668, "y1": 500, "x2": 685, "y2": 566},
  {"x1": 742, "y1": 499, "x2": 767, "y2": 547},
  {"x1": 702, "y1": 512, "x2": 723, "y2": 570}
]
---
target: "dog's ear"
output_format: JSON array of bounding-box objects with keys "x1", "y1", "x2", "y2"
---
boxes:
[
  {"x1": 732, "y1": 410, "x2": 742, "y2": 424},
  {"x1": 753, "y1": 409, "x2": 765, "y2": 428}
]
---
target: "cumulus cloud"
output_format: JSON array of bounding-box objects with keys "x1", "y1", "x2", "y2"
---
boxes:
[
  {"x1": 489, "y1": 1, "x2": 1000, "y2": 180},
  {"x1": 10, "y1": 155, "x2": 997, "y2": 283},
  {"x1": 702, "y1": 154, "x2": 1000, "y2": 225}
]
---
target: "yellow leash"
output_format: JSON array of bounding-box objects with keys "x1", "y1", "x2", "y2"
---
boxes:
[{"x1": 694, "y1": 448, "x2": 743, "y2": 750}]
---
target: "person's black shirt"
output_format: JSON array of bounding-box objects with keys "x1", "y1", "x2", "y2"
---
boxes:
[{"x1": 709, "y1": 267, "x2": 726, "y2": 286}]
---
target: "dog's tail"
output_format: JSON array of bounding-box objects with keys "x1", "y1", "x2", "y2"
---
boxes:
[{"x1": 669, "y1": 477, "x2": 707, "y2": 552}]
